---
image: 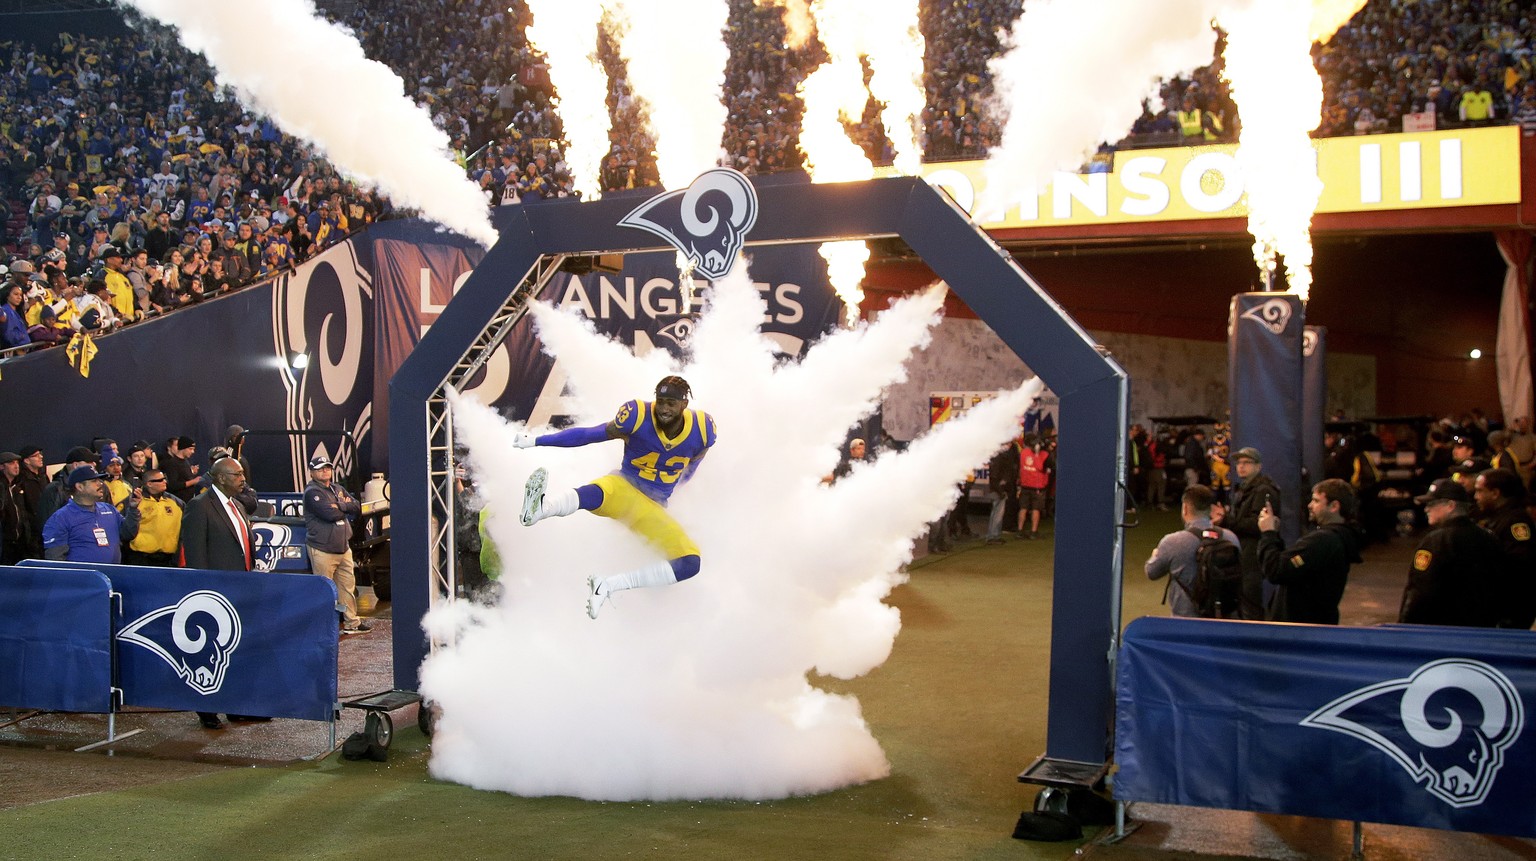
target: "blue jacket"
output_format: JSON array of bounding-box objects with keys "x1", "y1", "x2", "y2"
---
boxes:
[
  {"x1": 0, "y1": 304, "x2": 28, "y2": 349},
  {"x1": 303, "y1": 479, "x2": 358, "y2": 554}
]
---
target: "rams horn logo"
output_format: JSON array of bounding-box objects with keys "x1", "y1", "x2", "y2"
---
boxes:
[
  {"x1": 119, "y1": 590, "x2": 243, "y2": 695},
  {"x1": 250, "y1": 523, "x2": 293, "y2": 573},
  {"x1": 654, "y1": 317, "x2": 698, "y2": 349},
  {"x1": 1301, "y1": 659, "x2": 1524, "y2": 808},
  {"x1": 1302, "y1": 329, "x2": 1318, "y2": 357},
  {"x1": 1241, "y1": 297, "x2": 1293, "y2": 335},
  {"x1": 618, "y1": 168, "x2": 758, "y2": 281}
]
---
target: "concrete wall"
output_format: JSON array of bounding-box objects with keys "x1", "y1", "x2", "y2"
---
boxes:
[{"x1": 881, "y1": 316, "x2": 1375, "y2": 442}]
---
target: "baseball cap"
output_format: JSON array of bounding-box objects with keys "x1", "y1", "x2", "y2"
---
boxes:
[
  {"x1": 9, "y1": 259, "x2": 35, "y2": 274},
  {"x1": 1451, "y1": 459, "x2": 1492, "y2": 481},
  {"x1": 65, "y1": 445, "x2": 98, "y2": 464},
  {"x1": 176, "y1": 435, "x2": 196, "y2": 449},
  {"x1": 308, "y1": 455, "x2": 334, "y2": 470},
  {"x1": 1232, "y1": 447, "x2": 1261, "y2": 464},
  {"x1": 1415, "y1": 479, "x2": 1470, "y2": 505},
  {"x1": 99, "y1": 245, "x2": 123, "y2": 260},
  {"x1": 65, "y1": 465, "x2": 108, "y2": 488}
]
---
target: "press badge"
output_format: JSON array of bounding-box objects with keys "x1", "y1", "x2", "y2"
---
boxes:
[{"x1": 93, "y1": 526, "x2": 110, "y2": 547}]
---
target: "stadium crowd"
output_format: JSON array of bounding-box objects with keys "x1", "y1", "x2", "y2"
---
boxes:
[{"x1": 4, "y1": 0, "x2": 1536, "y2": 353}]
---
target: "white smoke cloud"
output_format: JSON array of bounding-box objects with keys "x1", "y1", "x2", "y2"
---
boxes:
[
  {"x1": 977, "y1": 0, "x2": 1230, "y2": 219},
  {"x1": 122, "y1": 0, "x2": 499, "y2": 247},
  {"x1": 422, "y1": 260, "x2": 1039, "y2": 801}
]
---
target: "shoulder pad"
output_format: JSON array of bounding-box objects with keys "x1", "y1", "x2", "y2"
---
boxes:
[{"x1": 613, "y1": 400, "x2": 642, "y2": 433}]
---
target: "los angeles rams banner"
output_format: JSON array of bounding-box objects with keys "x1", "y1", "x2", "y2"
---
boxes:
[
  {"x1": 0, "y1": 565, "x2": 113, "y2": 712},
  {"x1": 1229, "y1": 292, "x2": 1305, "y2": 547},
  {"x1": 22, "y1": 561, "x2": 339, "y2": 721},
  {"x1": 1115, "y1": 617, "x2": 1536, "y2": 837}
]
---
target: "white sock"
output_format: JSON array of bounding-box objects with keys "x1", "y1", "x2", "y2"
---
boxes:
[
  {"x1": 596, "y1": 560, "x2": 678, "y2": 597},
  {"x1": 532, "y1": 487, "x2": 580, "y2": 524}
]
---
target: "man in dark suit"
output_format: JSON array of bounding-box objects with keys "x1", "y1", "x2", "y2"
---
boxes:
[
  {"x1": 180, "y1": 457, "x2": 252, "y2": 572},
  {"x1": 179, "y1": 456, "x2": 258, "y2": 729}
]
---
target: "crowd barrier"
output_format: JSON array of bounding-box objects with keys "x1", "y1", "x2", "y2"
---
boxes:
[
  {"x1": 0, "y1": 566, "x2": 113, "y2": 713},
  {"x1": 1115, "y1": 616, "x2": 1536, "y2": 838},
  {"x1": 0, "y1": 562, "x2": 339, "y2": 746}
]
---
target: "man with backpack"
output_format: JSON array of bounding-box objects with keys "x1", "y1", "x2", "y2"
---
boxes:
[
  {"x1": 1256, "y1": 479, "x2": 1363, "y2": 624},
  {"x1": 1146, "y1": 484, "x2": 1242, "y2": 618}
]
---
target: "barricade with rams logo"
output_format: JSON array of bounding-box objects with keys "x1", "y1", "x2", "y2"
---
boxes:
[
  {"x1": 0, "y1": 562, "x2": 338, "y2": 724},
  {"x1": 1115, "y1": 616, "x2": 1536, "y2": 837}
]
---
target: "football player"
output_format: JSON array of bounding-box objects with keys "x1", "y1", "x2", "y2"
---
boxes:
[{"x1": 515, "y1": 376, "x2": 716, "y2": 618}]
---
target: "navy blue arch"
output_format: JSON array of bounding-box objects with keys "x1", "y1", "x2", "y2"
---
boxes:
[{"x1": 390, "y1": 176, "x2": 1127, "y2": 768}]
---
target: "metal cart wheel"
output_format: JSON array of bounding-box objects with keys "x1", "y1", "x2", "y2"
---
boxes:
[
  {"x1": 365, "y1": 710, "x2": 394, "y2": 750},
  {"x1": 1034, "y1": 786, "x2": 1069, "y2": 815}
]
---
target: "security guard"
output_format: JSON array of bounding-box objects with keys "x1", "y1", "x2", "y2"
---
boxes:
[
  {"x1": 1399, "y1": 479, "x2": 1502, "y2": 627},
  {"x1": 1473, "y1": 468, "x2": 1536, "y2": 630}
]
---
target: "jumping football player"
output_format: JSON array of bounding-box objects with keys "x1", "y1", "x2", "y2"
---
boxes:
[{"x1": 515, "y1": 376, "x2": 716, "y2": 619}]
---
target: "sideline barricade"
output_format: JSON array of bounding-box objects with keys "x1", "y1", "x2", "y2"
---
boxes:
[
  {"x1": 1114, "y1": 616, "x2": 1536, "y2": 838},
  {"x1": 0, "y1": 565, "x2": 113, "y2": 713},
  {"x1": 8, "y1": 561, "x2": 339, "y2": 732}
]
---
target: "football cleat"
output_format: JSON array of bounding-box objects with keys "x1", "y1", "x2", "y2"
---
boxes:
[
  {"x1": 521, "y1": 467, "x2": 547, "y2": 526},
  {"x1": 586, "y1": 574, "x2": 612, "y2": 620}
]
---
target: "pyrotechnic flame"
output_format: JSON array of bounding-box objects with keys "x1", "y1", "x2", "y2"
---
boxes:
[
  {"x1": 607, "y1": 0, "x2": 730, "y2": 188},
  {"x1": 798, "y1": 0, "x2": 925, "y2": 325},
  {"x1": 760, "y1": 0, "x2": 815, "y2": 49},
  {"x1": 120, "y1": 0, "x2": 498, "y2": 247},
  {"x1": 860, "y1": 0, "x2": 926, "y2": 175},
  {"x1": 1308, "y1": 0, "x2": 1368, "y2": 42},
  {"x1": 1220, "y1": 0, "x2": 1326, "y2": 300},
  {"x1": 526, "y1": 0, "x2": 612, "y2": 200}
]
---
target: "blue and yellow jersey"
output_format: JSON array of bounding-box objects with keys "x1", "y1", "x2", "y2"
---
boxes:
[{"x1": 611, "y1": 399, "x2": 717, "y2": 505}]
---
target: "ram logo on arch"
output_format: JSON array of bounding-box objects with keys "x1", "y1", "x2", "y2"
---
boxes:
[
  {"x1": 1301, "y1": 658, "x2": 1524, "y2": 808},
  {"x1": 619, "y1": 168, "x2": 758, "y2": 281},
  {"x1": 119, "y1": 590, "x2": 243, "y2": 695}
]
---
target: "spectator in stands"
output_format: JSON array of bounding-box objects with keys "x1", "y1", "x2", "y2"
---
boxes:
[
  {"x1": 27, "y1": 303, "x2": 66, "y2": 346},
  {"x1": 99, "y1": 245, "x2": 137, "y2": 324},
  {"x1": 0, "y1": 281, "x2": 28, "y2": 349},
  {"x1": 79, "y1": 280, "x2": 119, "y2": 330}
]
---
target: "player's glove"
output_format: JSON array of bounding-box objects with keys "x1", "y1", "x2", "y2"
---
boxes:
[{"x1": 513, "y1": 432, "x2": 538, "y2": 449}]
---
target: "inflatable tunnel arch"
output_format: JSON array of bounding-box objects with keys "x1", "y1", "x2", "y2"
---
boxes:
[{"x1": 389, "y1": 175, "x2": 1128, "y2": 775}]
